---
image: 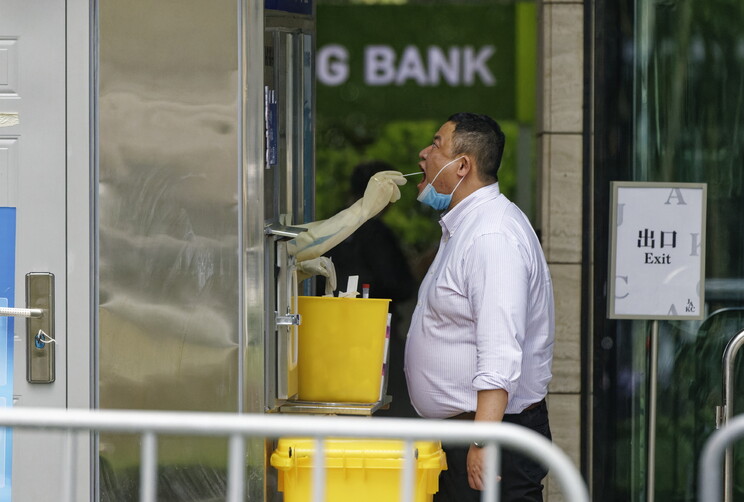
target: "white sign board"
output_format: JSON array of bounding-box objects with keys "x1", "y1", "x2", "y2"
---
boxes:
[{"x1": 608, "y1": 182, "x2": 707, "y2": 320}]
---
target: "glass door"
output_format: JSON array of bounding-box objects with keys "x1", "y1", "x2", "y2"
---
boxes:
[
  {"x1": 635, "y1": 0, "x2": 744, "y2": 500},
  {"x1": 595, "y1": 0, "x2": 744, "y2": 500}
]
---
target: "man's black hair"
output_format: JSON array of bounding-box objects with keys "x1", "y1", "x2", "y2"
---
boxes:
[{"x1": 447, "y1": 112, "x2": 506, "y2": 183}]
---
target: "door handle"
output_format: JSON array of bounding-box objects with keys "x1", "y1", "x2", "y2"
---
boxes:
[
  {"x1": 0, "y1": 273, "x2": 55, "y2": 383},
  {"x1": 275, "y1": 313, "x2": 301, "y2": 326},
  {"x1": 0, "y1": 307, "x2": 43, "y2": 318},
  {"x1": 264, "y1": 223, "x2": 307, "y2": 240}
]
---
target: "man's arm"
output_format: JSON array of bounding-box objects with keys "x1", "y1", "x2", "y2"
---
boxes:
[{"x1": 468, "y1": 388, "x2": 508, "y2": 490}]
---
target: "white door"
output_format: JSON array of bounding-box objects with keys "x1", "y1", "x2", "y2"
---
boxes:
[{"x1": 0, "y1": 0, "x2": 92, "y2": 500}]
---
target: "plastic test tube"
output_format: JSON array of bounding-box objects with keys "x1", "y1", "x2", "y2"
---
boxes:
[{"x1": 362, "y1": 284, "x2": 370, "y2": 299}]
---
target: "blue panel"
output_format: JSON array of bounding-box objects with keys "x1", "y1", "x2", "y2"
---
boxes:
[
  {"x1": 0, "y1": 207, "x2": 15, "y2": 501},
  {"x1": 265, "y1": 0, "x2": 312, "y2": 15},
  {"x1": 267, "y1": 92, "x2": 278, "y2": 167}
]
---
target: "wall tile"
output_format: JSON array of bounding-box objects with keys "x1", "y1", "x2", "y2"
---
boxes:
[
  {"x1": 548, "y1": 263, "x2": 581, "y2": 393},
  {"x1": 542, "y1": 4, "x2": 583, "y2": 133},
  {"x1": 546, "y1": 133, "x2": 583, "y2": 262},
  {"x1": 537, "y1": 4, "x2": 548, "y2": 136},
  {"x1": 537, "y1": 133, "x2": 550, "y2": 249}
]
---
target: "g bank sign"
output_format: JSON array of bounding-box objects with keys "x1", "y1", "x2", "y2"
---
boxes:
[
  {"x1": 318, "y1": 44, "x2": 497, "y2": 87},
  {"x1": 316, "y1": 4, "x2": 531, "y2": 123}
]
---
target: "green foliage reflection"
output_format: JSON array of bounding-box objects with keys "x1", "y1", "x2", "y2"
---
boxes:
[{"x1": 315, "y1": 119, "x2": 519, "y2": 263}]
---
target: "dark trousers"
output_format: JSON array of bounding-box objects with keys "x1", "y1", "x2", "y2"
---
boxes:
[{"x1": 434, "y1": 400, "x2": 551, "y2": 502}]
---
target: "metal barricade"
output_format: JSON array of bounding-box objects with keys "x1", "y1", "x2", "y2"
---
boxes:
[
  {"x1": 0, "y1": 407, "x2": 588, "y2": 502},
  {"x1": 700, "y1": 413, "x2": 744, "y2": 502}
]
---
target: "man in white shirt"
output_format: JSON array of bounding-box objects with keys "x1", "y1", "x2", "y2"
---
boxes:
[{"x1": 404, "y1": 113, "x2": 555, "y2": 502}]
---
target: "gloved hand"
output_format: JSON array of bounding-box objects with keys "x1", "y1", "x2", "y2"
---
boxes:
[
  {"x1": 288, "y1": 171, "x2": 406, "y2": 262},
  {"x1": 296, "y1": 256, "x2": 337, "y2": 295},
  {"x1": 360, "y1": 170, "x2": 406, "y2": 219}
]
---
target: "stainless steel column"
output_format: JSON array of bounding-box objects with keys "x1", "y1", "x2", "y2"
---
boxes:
[{"x1": 97, "y1": 0, "x2": 250, "y2": 498}]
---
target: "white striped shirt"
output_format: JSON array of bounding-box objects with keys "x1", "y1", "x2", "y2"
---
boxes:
[{"x1": 404, "y1": 183, "x2": 555, "y2": 418}]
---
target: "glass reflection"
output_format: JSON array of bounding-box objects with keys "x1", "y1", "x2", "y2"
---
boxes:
[{"x1": 604, "y1": 0, "x2": 744, "y2": 500}]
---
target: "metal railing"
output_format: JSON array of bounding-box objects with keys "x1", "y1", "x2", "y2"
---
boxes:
[
  {"x1": 700, "y1": 413, "x2": 744, "y2": 501},
  {"x1": 717, "y1": 328, "x2": 744, "y2": 502},
  {"x1": 0, "y1": 406, "x2": 589, "y2": 502}
]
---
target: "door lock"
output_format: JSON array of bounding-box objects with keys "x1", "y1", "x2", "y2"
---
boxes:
[
  {"x1": 0, "y1": 273, "x2": 55, "y2": 383},
  {"x1": 25, "y1": 273, "x2": 54, "y2": 383}
]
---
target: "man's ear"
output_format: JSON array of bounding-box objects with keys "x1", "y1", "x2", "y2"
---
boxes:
[{"x1": 457, "y1": 155, "x2": 473, "y2": 177}]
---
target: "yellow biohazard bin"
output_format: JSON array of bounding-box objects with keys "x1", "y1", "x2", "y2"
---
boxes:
[
  {"x1": 270, "y1": 438, "x2": 447, "y2": 502},
  {"x1": 296, "y1": 296, "x2": 390, "y2": 403}
]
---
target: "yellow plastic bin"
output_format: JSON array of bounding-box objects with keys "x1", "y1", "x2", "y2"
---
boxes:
[
  {"x1": 297, "y1": 296, "x2": 390, "y2": 403},
  {"x1": 270, "y1": 438, "x2": 447, "y2": 502}
]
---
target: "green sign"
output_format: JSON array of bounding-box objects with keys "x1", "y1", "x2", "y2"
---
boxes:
[{"x1": 317, "y1": 3, "x2": 532, "y2": 124}]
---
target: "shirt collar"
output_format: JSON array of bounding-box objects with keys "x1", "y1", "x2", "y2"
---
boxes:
[{"x1": 440, "y1": 182, "x2": 501, "y2": 237}]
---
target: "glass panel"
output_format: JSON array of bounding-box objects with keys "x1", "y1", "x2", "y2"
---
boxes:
[
  {"x1": 603, "y1": 0, "x2": 744, "y2": 500},
  {"x1": 315, "y1": 0, "x2": 537, "y2": 260}
]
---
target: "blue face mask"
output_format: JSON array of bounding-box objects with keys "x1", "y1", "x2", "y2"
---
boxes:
[{"x1": 417, "y1": 156, "x2": 465, "y2": 211}]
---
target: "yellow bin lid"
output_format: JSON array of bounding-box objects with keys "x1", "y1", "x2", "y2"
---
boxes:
[{"x1": 270, "y1": 438, "x2": 447, "y2": 471}]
